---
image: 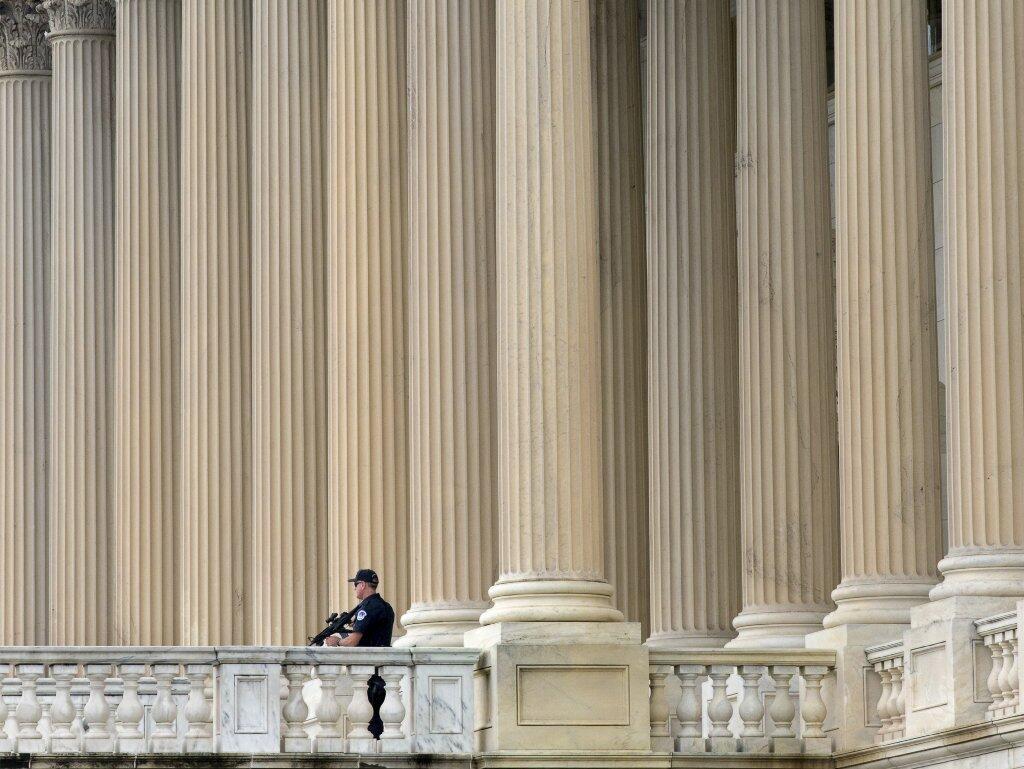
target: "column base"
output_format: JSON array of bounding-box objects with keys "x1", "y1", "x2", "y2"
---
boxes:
[
  {"x1": 464, "y1": 622, "x2": 649, "y2": 752},
  {"x1": 725, "y1": 606, "x2": 831, "y2": 649},
  {"x1": 645, "y1": 631, "x2": 734, "y2": 649},
  {"x1": 396, "y1": 603, "x2": 489, "y2": 647},
  {"x1": 823, "y1": 578, "x2": 936, "y2": 627},
  {"x1": 479, "y1": 578, "x2": 624, "y2": 625},
  {"x1": 929, "y1": 550, "x2": 1024, "y2": 600}
]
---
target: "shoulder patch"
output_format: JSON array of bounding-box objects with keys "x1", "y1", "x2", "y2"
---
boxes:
[{"x1": 356, "y1": 610, "x2": 367, "y2": 621}]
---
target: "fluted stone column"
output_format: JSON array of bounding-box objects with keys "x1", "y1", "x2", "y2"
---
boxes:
[
  {"x1": 826, "y1": 0, "x2": 943, "y2": 628},
  {"x1": 327, "y1": 0, "x2": 410, "y2": 626},
  {"x1": 645, "y1": 0, "x2": 741, "y2": 648},
  {"x1": 180, "y1": 0, "x2": 253, "y2": 644},
  {"x1": 400, "y1": 0, "x2": 497, "y2": 646},
  {"x1": 479, "y1": 0, "x2": 621, "y2": 626},
  {"x1": 593, "y1": 0, "x2": 650, "y2": 636},
  {"x1": 0, "y1": 2, "x2": 50, "y2": 646},
  {"x1": 251, "y1": 0, "x2": 328, "y2": 645},
  {"x1": 44, "y1": 0, "x2": 116, "y2": 646},
  {"x1": 114, "y1": 0, "x2": 182, "y2": 645},
  {"x1": 730, "y1": 0, "x2": 839, "y2": 648},
  {"x1": 931, "y1": 0, "x2": 1024, "y2": 599}
]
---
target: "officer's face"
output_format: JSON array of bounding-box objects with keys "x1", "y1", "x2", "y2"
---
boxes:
[{"x1": 353, "y1": 580, "x2": 370, "y2": 600}]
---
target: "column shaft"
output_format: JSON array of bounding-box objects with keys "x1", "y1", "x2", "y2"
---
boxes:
[
  {"x1": 646, "y1": 0, "x2": 741, "y2": 648},
  {"x1": 402, "y1": 0, "x2": 497, "y2": 646},
  {"x1": 114, "y1": 0, "x2": 182, "y2": 645},
  {"x1": 828, "y1": 0, "x2": 942, "y2": 627},
  {"x1": 180, "y1": 0, "x2": 253, "y2": 644},
  {"x1": 731, "y1": 0, "x2": 839, "y2": 647},
  {"x1": 327, "y1": 0, "x2": 410, "y2": 625},
  {"x1": 45, "y1": 0, "x2": 116, "y2": 646},
  {"x1": 0, "y1": 2, "x2": 50, "y2": 645},
  {"x1": 480, "y1": 0, "x2": 621, "y2": 625},
  {"x1": 593, "y1": 0, "x2": 650, "y2": 636},
  {"x1": 932, "y1": 0, "x2": 1024, "y2": 598},
  {"x1": 251, "y1": 0, "x2": 329, "y2": 645}
]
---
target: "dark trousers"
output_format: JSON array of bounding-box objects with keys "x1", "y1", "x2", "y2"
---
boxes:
[{"x1": 368, "y1": 671, "x2": 385, "y2": 738}]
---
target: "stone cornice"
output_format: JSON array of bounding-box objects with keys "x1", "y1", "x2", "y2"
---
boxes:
[
  {"x1": 0, "y1": 1, "x2": 50, "y2": 72},
  {"x1": 41, "y1": 0, "x2": 113, "y2": 36}
]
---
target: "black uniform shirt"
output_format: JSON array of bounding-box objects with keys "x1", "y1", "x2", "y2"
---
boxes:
[{"x1": 351, "y1": 592, "x2": 395, "y2": 647}]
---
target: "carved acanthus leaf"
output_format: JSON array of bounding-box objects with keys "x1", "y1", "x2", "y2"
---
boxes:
[
  {"x1": 41, "y1": 0, "x2": 113, "y2": 35},
  {"x1": 0, "y1": 1, "x2": 50, "y2": 72}
]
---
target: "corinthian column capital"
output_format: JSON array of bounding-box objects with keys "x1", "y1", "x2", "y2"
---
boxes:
[
  {"x1": 41, "y1": 0, "x2": 113, "y2": 34},
  {"x1": 0, "y1": 1, "x2": 50, "y2": 71}
]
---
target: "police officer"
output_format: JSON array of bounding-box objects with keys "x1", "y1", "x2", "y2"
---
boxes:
[
  {"x1": 323, "y1": 569, "x2": 395, "y2": 648},
  {"x1": 324, "y1": 568, "x2": 394, "y2": 738}
]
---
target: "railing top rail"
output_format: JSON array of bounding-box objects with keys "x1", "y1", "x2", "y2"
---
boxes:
[
  {"x1": 975, "y1": 611, "x2": 1019, "y2": 636},
  {"x1": 865, "y1": 640, "x2": 904, "y2": 664},
  {"x1": 648, "y1": 647, "x2": 836, "y2": 668},
  {"x1": 0, "y1": 645, "x2": 481, "y2": 667}
]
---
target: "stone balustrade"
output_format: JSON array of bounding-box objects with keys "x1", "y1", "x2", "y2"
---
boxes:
[
  {"x1": 0, "y1": 646, "x2": 476, "y2": 756},
  {"x1": 977, "y1": 611, "x2": 1021, "y2": 721},
  {"x1": 648, "y1": 649, "x2": 836, "y2": 756},
  {"x1": 865, "y1": 641, "x2": 906, "y2": 743}
]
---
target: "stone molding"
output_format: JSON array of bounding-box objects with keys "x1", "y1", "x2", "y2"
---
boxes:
[
  {"x1": 41, "y1": 0, "x2": 113, "y2": 35},
  {"x1": 0, "y1": 1, "x2": 50, "y2": 71}
]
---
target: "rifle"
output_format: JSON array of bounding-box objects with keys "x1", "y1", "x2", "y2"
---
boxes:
[{"x1": 308, "y1": 609, "x2": 355, "y2": 646}]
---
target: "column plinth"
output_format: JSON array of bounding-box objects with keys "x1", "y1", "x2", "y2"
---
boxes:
[
  {"x1": 929, "y1": 0, "x2": 1024, "y2": 601},
  {"x1": 729, "y1": 0, "x2": 839, "y2": 648},
  {"x1": 0, "y1": 1, "x2": 50, "y2": 646},
  {"x1": 180, "y1": 0, "x2": 253, "y2": 645},
  {"x1": 44, "y1": 0, "x2": 117, "y2": 646},
  {"x1": 400, "y1": 0, "x2": 497, "y2": 647},
  {"x1": 645, "y1": 0, "x2": 741, "y2": 650},
  {"x1": 114, "y1": 0, "x2": 182, "y2": 646}
]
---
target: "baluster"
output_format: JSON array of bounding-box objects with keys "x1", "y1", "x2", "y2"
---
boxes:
[
  {"x1": 0, "y1": 665, "x2": 10, "y2": 753},
  {"x1": 706, "y1": 665, "x2": 736, "y2": 753},
  {"x1": 875, "y1": 665, "x2": 893, "y2": 741},
  {"x1": 82, "y1": 664, "x2": 113, "y2": 752},
  {"x1": 150, "y1": 664, "x2": 180, "y2": 753},
  {"x1": 648, "y1": 666, "x2": 671, "y2": 752},
  {"x1": 37, "y1": 676, "x2": 53, "y2": 751},
  {"x1": 313, "y1": 664, "x2": 345, "y2": 753},
  {"x1": 986, "y1": 636, "x2": 1004, "y2": 714},
  {"x1": 1006, "y1": 634, "x2": 1020, "y2": 711},
  {"x1": 280, "y1": 663, "x2": 310, "y2": 753},
  {"x1": 346, "y1": 664, "x2": 376, "y2": 754},
  {"x1": 996, "y1": 638, "x2": 1015, "y2": 715},
  {"x1": 738, "y1": 665, "x2": 768, "y2": 753},
  {"x1": 184, "y1": 664, "x2": 214, "y2": 753},
  {"x1": 15, "y1": 663, "x2": 45, "y2": 753},
  {"x1": 800, "y1": 665, "x2": 831, "y2": 754},
  {"x1": 768, "y1": 665, "x2": 799, "y2": 754},
  {"x1": 378, "y1": 666, "x2": 409, "y2": 753},
  {"x1": 889, "y1": 664, "x2": 906, "y2": 740},
  {"x1": 71, "y1": 677, "x2": 87, "y2": 752},
  {"x1": 114, "y1": 664, "x2": 146, "y2": 754},
  {"x1": 49, "y1": 664, "x2": 78, "y2": 753},
  {"x1": 674, "y1": 664, "x2": 705, "y2": 753}
]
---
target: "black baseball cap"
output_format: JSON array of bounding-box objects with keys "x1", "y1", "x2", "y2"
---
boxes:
[{"x1": 347, "y1": 569, "x2": 379, "y2": 586}]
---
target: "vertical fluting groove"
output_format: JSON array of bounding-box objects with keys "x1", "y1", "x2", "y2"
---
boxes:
[
  {"x1": 731, "y1": 0, "x2": 839, "y2": 648},
  {"x1": 480, "y1": 0, "x2": 621, "y2": 625},
  {"x1": 47, "y1": 23, "x2": 116, "y2": 647},
  {"x1": 827, "y1": 0, "x2": 942, "y2": 627},
  {"x1": 401, "y1": 0, "x2": 497, "y2": 645},
  {"x1": 0, "y1": 3, "x2": 50, "y2": 643},
  {"x1": 645, "y1": 0, "x2": 740, "y2": 648},
  {"x1": 328, "y1": 0, "x2": 410, "y2": 626},
  {"x1": 591, "y1": 0, "x2": 650, "y2": 637},
  {"x1": 181, "y1": 0, "x2": 253, "y2": 644},
  {"x1": 932, "y1": 0, "x2": 1024, "y2": 599},
  {"x1": 251, "y1": 0, "x2": 328, "y2": 645},
  {"x1": 114, "y1": 0, "x2": 182, "y2": 645}
]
